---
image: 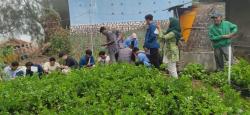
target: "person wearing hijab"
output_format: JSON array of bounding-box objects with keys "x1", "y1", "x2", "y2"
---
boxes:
[{"x1": 157, "y1": 17, "x2": 181, "y2": 78}]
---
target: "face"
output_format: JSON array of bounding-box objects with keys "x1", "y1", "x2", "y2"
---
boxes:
[
  {"x1": 86, "y1": 54, "x2": 91, "y2": 58},
  {"x1": 11, "y1": 66, "x2": 18, "y2": 71},
  {"x1": 213, "y1": 16, "x2": 222, "y2": 25},
  {"x1": 101, "y1": 30, "x2": 107, "y2": 35},
  {"x1": 100, "y1": 55, "x2": 106, "y2": 59},
  {"x1": 50, "y1": 61, "x2": 55, "y2": 66},
  {"x1": 26, "y1": 66, "x2": 32, "y2": 70},
  {"x1": 145, "y1": 19, "x2": 150, "y2": 25},
  {"x1": 62, "y1": 55, "x2": 67, "y2": 60}
]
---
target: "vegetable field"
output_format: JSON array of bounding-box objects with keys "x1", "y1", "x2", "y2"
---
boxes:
[{"x1": 0, "y1": 61, "x2": 250, "y2": 114}]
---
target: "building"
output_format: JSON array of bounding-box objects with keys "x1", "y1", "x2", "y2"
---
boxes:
[
  {"x1": 68, "y1": 0, "x2": 192, "y2": 25},
  {"x1": 226, "y1": 0, "x2": 250, "y2": 61},
  {"x1": 44, "y1": 0, "x2": 70, "y2": 28}
]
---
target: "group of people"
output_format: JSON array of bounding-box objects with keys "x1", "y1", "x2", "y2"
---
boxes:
[{"x1": 3, "y1": 12, "x2": 238, "y2": 79}]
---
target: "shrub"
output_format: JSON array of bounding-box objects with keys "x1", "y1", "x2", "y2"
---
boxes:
[{"x1": 0, "y1": 64, "x2": 231, "y2": 114}]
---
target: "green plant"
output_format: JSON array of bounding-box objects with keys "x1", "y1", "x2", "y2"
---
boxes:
[
  {"x1": 48, "y1": 28, "x2": 72, "y2": 55},
  {"x1": 180, "y1": 63, "x2": 208, "y2": 80},
  {"x1": 0, "y1": 64, "x2": 234, "y2": 114}
]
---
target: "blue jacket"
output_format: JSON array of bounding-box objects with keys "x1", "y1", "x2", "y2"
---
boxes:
[
  {"x1": 138, "y1": 52, "x2": 151, "y2": 67},
  {"x1": 124, "y1": 38, "x2": 139, "y2": 48},
  {"x1": 79, "y1": 56, "x2": 95, "y2": 68},
  {"x1": 26, "y1": 64, "x2": 43, "y2": 77},
  {"x1": 144, "y1": 22, "x2": 160, "y2": 49}
]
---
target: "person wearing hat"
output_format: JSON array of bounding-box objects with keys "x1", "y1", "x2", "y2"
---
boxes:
[
  {"x1": 208, "y1": 12, "x2": 238, "y2": 71},
  {"x1": 124, "y1": 33, "x2": 139, "y2": 49}
]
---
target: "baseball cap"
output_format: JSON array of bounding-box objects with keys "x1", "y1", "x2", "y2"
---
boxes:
[{"x1": 211, "y1": 12, "x2": 223, "y2": 19}]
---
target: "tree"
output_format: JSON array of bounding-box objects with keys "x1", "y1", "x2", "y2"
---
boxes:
[{"x1": 0, "y1": 0, "x2": 43, "y2": 41}]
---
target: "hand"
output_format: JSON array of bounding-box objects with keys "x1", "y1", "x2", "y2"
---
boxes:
[
  {"x1": 222, "y1": 34, "x2": 232, "y2": 39},
  {"x1": 156, "y1": 22, "x2": 161, "y2": 30}
]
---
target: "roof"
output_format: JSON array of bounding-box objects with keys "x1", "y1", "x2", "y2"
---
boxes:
[{"x1": 0, "y1": 39, "x2": 30, "y2": 48}]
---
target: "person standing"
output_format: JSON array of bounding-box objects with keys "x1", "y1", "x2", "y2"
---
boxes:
[
  {"x1": 208, "y1": 12, "x2": 238, "y2": 71},
  {"x1": 157, "y1": 18, "x2": 181, "y2": 78},
  {"x1": 144, "y1": 14, "x2": 160, "y2": 68},
  {"x1": 116, "y1": 31, "x2": 126, "y2": 49},
  {"x1": 100, "y1": 27, "x2": 119, "y2": 63}
]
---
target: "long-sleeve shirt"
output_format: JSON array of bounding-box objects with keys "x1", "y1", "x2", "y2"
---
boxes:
[
  {"x1": 79, "y1": 56, "x2": 95, "y2": 68},
  {"x1": 104, "y1": 31, "x2": 119, "y2": 54},
  {"x1": 43, "y1": 62, "x2": 60, "y2": 73},
  {"x1": 209, "y1": 20, "x2": 238, "y2": 48},
  {"x1": 124, "y1": 37, "x2": 139, "y2": 48},
  {"x1": 97, "y1": 55, "x2": 110, "y2": 65},
  {"x1": 4, "y1": 66, "x2": 25, "y2": 79},
  {"x1": 26, "y1": 64, "x2": 43, "y2": 77},
  {"x1": 137, "y1": 52, "x2": 151, "y2": 67},
  {"x1": 144, "y1": 22, "x2": 160, "y2": 49}
]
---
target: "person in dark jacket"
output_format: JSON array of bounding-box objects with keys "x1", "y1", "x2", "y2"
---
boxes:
[
  {"x1": 144, "y1": 14, "x2": 160, "y2": 68},
  {"x1": 58, "y1": 52, "x2": 78, "y2": 69},
  {"x1": 25, "y1": 62, "x2": 43, "y2": 78},
  {"x1": 79, "y1": 49, "x2": 95, "y2": 68}
]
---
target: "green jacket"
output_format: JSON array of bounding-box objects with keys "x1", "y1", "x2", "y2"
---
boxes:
[{"x1": 208, "y1": 20, "x2": 238, "y2": 48}]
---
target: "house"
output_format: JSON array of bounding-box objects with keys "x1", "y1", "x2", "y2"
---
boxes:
[
  {"x1": 0, "y1": 39, "x2": 37, "y2": 62},
  {"x1": 226, "y1": 0, "x2": 250, "y2": 61}
]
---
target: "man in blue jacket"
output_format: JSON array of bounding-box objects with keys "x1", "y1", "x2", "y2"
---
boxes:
[
  {"x1": 144, "y1": 14, "x2": 160, "y2": 68},
  {"x1": 79, "y1": 49, "x2": 95, "y2": 68}
]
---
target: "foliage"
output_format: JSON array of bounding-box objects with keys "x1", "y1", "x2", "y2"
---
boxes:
[
  {"x1": 231, "y1": 59, "x2": 250, "y2": 90},
  {"x1": 40, "y1": 8, "x2": 61, "y2": 43},
  {"x1": 181, "y1": 62, "x2": 250, "y2": 114},
  {"x1": 181, "y1": 60, "x2": 250, "y2": 90},
  {"x1": 0, "y1": 46, "x2": 14, "y2": 80},
  {"x1": 47, "y1": 28, "x2": 71, "y2": 55},
  {"x1": 221, "y1": 85, "x2": 250, "y2": 114},
  {"x1": 180, "y1": 63, "x2": 208, "y2": 80},
  {"x1": 0, "y1": 64, "x2": 234, "y2": 114}
]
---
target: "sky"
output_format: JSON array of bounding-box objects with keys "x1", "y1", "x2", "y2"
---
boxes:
[{"x1": 69, "y1": 0, "x2": 192, "y2": 25}]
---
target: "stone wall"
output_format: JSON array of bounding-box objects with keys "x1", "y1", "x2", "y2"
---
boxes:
[{"x1": 179, "y1": 4, "x2": 224, "y2": 71}]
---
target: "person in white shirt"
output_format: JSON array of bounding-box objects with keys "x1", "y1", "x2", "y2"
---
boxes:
[
  {"x1": 97, "y1": 51, "x2": 110, "y2": 65},
  {"x1": 4, "y1": 61, "x2": 24, "y2": 79},
  {"x1": 43, "y1": 57, "x2": 60, "y2": 74}
]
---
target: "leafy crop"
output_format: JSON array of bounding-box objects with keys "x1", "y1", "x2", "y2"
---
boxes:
[{"x1": 0, "y1": 64, "x2": 237, "y2": 114}]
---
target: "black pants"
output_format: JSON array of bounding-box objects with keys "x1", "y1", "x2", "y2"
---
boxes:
[{"x1": 150, "y1": 48, "x2": 160, "y2": 69}]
